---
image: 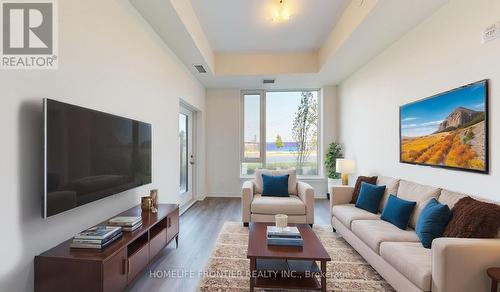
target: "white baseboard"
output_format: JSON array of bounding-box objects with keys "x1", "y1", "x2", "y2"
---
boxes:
[
  {"x1": 179, "y1": 199, "x2": 198, "y2": 215},
  {"x1": 204, "y1": 192, "x2": 241, "y2": 198},
  {"x1": 203, "y1": 193, "x2": 327, "y2": 199}
]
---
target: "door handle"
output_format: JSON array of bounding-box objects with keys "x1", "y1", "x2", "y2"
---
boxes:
[{"x1": 189, "y1": 154, "x2": 195, "y2": 165}]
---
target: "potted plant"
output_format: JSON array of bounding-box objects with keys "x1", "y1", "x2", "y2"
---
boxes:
[{"x1": 325, "y1": 142, "x2": 343, "y2": 187}]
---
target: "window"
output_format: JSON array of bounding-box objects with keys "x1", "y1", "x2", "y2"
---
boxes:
[
  {"x1": 179, "y1": 113, "x2": 188, "y2": 193},
  {"x1": 241, "y1": 90, "x2": 320, "y2": 176}
]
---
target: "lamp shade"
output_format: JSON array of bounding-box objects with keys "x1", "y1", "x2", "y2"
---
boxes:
[{"x1": 336, "y1": 159, "x2": 355, "y2": 173}]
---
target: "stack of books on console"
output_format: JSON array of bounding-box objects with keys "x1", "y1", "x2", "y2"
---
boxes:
[
  {"x1": 70, "y1": 226, "x2": 123, "y2": 249},
  {"x1": 266, "y1": 226, "x2": 303, "y2": 247},
  {"x1": 108, "y1": 216, "x2": 142, "y2": 232}
]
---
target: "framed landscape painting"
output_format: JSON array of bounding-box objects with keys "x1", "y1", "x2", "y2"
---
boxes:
[{"x1": 400, "y1": 80, "x2": 489, "y2": 173}]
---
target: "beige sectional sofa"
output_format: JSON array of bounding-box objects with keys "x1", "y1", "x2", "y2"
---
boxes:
[
  {"x1": 330, "y1": 176, "x2": 500, "y2": 292},
  {"x1": 242, "y1": 169, "x2": 315, "y2": 226}
]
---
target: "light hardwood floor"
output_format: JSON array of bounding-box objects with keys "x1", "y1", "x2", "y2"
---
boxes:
[{"x1": 127, "y1": 197, "x2": 330, "y2": 292}]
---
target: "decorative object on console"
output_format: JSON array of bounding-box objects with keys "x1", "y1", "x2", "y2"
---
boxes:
[
  {"x1": 261, "y1": 174, "x2": 290, "y2": 197},
  {"x1": 336, "y1": 159, "x2": 355, "y2": 185},
  {"x1": 380, "y1": 195, "x2": 416, "y2": 230},
  {"x1": 150, "y1": 189, "x2": 158, "y2": 213},
  {"x1": 355, "y1": 182, "x2": 386, "y2": 214},
  {"x1": 400, "y1": 80, "x2": 489, "y2": 174},
  {"x1": 108, "y1": 216, "x2": 143, "y2": 232},
  {"x1": 141, "y1": 196, "x2": 153, "y2": 211},
  {"x1": 350, "y1": 175, "x2": 378, "y2": 203},
  {"x1": 275, "y1": 214, "x2": 288, "y2": 229},
  {"x1": 415, "y1": 198, "x2": 452, "y2": 248},
  {"x1": 443, "y1": 196, "x2": 500, "y2": 238}
]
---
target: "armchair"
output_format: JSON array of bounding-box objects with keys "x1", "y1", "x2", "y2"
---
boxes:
[{"x1": 241, "y1": 169, "x2": 315, "y2": 226}]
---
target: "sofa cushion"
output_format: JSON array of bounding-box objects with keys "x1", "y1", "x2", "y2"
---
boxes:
[
  {"x1": 438, "y1": 189, "x2": 467, "y2": 209},
  {"x1": 355, "y1": 182, "x2": 386, "y2": 214},
  {"x1": 376, "y1": 176, "x2": 400, "y2": 212},
  {"x1": 255, "y1": 169, "x2": 297, "y2": 195},
  {"x1": 262, "y1": 174, "x2": 289, "y2": 197},
  {"x1": 251, "y1": 194, "x2": 305, "y2": 215},
  {"x1": 331, "y1": 204, "x2": 380, "y2": 229},
  {"x1": 397, "y1": 180, "x2": 441, "y2": 229},
  {"x1": 380, "y1": 242, "x2": 432, "y2": 291},
  {"x1": 351, "y1": 219, "x2": 419, "y2": 253}
]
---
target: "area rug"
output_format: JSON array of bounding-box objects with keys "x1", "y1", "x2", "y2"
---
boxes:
[{"x1": 198, "y1": 222, "x2": 394, "y2": 291}]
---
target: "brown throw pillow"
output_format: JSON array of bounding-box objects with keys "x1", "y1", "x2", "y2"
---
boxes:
[
  {"x1": 351, "y1": 176, "x2": 378, "y2": 204},
  {"x1": 443, "y1": 196, "x2": 500, "y2": 238}
]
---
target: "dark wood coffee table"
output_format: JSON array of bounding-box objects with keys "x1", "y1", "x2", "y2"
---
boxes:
[
  {"x1": 247, "y1": 222, "x2": 331, "y2": 292},
  {"x1": 487, "y1": 267, "x2": 500, "y2": 292}
]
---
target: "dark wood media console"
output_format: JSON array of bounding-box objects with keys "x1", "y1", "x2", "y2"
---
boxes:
[{"x1": 35, "y1": 204, "x2": 179, "y2": 292}]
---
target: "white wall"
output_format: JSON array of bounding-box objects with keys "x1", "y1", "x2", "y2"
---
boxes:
[
  {"x1": 205, "y1": 87, "x2": 338, "y2": 198},
  {"x1": 0, "y1": 1, "x2": 205, "y2": 291},
  {"x1": 205, "y1": 89, "x2": 242, "y2": 196},
  {"x1": 338, "y1": 0, "x2": 500, "y2": 201}
]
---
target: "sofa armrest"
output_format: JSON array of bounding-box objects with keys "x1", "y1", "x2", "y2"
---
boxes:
[
  {"x1": 297, "y1": 181, "x2": 314, "y2": 224},
  {"x1": 432, "y1": 237, "x2": 500, "y2": 292},
  {"x1": 241, "y1": 180, "x2": 254, "y2": 224},
  {"x1": 329, "y1": 185, "x2": 354, "y2": 210}
]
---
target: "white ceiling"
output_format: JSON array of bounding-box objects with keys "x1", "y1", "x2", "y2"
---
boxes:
[
  {"x1": 190, "y1": 0, "x2": 348, "y2": 53},
  {"x1": 131, "y1": 0, "x2": 449, "y2": 88}
]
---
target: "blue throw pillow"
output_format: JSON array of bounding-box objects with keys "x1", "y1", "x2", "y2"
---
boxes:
[
  {"x1": 381, "y1": 195, "x2": 416, "y2": 230},
  {"x1": 355, "y1": 182, "x2": 386, "y2": 214},
  {"x1": 262, "y1": 174, "x2": 289, "y2": 197},
  {"x1": 416, "y1": 198, "x2": 452, "y2": 248}
]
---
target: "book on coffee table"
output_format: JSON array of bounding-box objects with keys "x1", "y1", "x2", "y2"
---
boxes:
[
  {"x1": 267, "y1": 237, "x2": 304, "y2": 247},
  {"x1": 266, "y1": 226, "x2": 301, "y2": 237}
]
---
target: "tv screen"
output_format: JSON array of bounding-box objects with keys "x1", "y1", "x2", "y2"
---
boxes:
[
  {"x1": 44, "y1": 99, "x2": 152, "y2": 217},
  {"x1": 400, "y1": 80, "x2": 488, "y2": 173}
]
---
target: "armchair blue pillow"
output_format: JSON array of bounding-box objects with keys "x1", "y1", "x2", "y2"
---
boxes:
[
  {"x1": 261, "y1": 174, "x2": 289, "y2": 197},
  {"x1": 355, "y1": 182, "x2": 386, "y2": 214},
  {"x1": 381, "y1": 195, "x2": 416, "y2": 229},
  {"x1": 416, "y1": 198, "x2": 452, "y2": 248}
]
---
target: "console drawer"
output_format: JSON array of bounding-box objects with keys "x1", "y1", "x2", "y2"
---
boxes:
[
  {"x1": 127, "y1": 242, "x2": 149, "y2": 283},
  {"x1": 166, "y1": 209, "x2": 179, "y2": 243},
  {"x1": 150, "y1": 228, "x2": 167, "y2": 259}
]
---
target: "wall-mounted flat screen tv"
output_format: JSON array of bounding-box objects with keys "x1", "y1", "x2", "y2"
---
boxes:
[
  {"x1": 43, "y1": 99, "x2": 152, "y2": 217},
  {"x1": 400, "y1": 80, "x2": 488, "y2": 174}
]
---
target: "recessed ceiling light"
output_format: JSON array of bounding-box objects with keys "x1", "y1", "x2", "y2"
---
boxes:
[{"x1": 272, "y1": 0, "x2": 291, "y2": 23}]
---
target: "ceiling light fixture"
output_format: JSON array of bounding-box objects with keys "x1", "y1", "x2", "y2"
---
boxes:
[{"x1": 272, "y1": 0, "x2": 291, "y2": 23}]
